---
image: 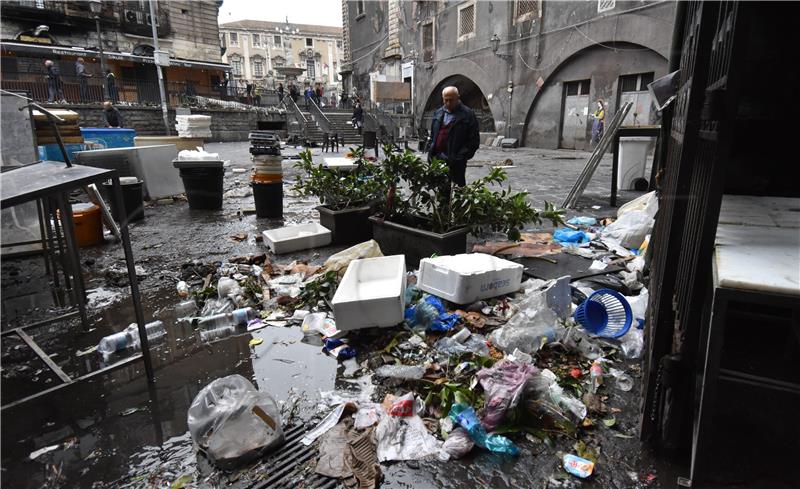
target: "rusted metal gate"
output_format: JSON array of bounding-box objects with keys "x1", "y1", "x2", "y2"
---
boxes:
[{"x1": 641, "y1": 0, "x2": 745, "y2": 450}]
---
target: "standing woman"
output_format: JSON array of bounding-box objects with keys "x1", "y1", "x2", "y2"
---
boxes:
[{"x1": 591, "y1": 99, "x2": 606, "y2": 144}]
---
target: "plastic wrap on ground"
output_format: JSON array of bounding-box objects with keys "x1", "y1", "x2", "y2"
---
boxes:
[
  {"x1": 441, "y1": 427, "x2": 474, "y2": 459},
  {"x1": 404, "y1": 295, "x2": 460, "y2": 332},
  {"x1": 434, "y1": 334, "x2": 490, "y2": 357},
  {"x1": 476, "y1": 359, "x2": 538, "y2": 431},
  {"x1": 448, "y1": 404, "x2": 519, "y2": 456}
]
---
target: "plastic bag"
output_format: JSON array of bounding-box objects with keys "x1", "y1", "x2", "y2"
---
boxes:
[
  {"x1": 441, "y1": 427, "x2": 474, "y2": 459},
  {"x1": 405, "y1": 295, "x2": 460, "y2": 332},
  {"x1": 553, "y1": 228, "x2": 590, "y2": 246},
  {"x1": 375, "y1": 396, "x2": 441, "y2": 461},
  {"x1": 374, "y1": 364, "x2": 425, "y2": 380},
  {"x1": 434, "y1": 334, "x2": 490, "y2": 357},
  {"x1": 476, "y1": 359, "x2": 538, "y2": 430},
  {"x1": 217, "y1": 277, "x2": 241, "y2": 299},
  {"x1": 489, "y1": 287, "x2": 563, "y2": 354},
  {"x1": 617, "y1": 190, "x2": 657, "y2": 218},
  {"x1": 522, "y1": 369, "x2": 586, "y2": 423},
  {"x1": 322, "y1": 240, "x2": 383, "y2": 277},
  {"x1": 448, "y1": 403, "x2": 519, "y2": 456},
  {"x1": 187, "y1": 375, "x2": 284, "y2": 468},
  {"x1": 620, "y1": 328, "x2": 644, "y2": 359},
  {"x1": 601, "y1": 210, "x2": 654, "y2": 249},
  {"x1": 566, "y1": 216, "x2": 597, "y2": 227}
]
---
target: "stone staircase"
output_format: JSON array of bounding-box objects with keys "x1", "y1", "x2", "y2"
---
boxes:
[{"x1": 299, "y1": 108, "x2": 363, "y2": 145}]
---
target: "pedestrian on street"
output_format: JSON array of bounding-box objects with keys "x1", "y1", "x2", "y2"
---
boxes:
[
  {"x1": 277, "y1": 82, "x2": 284, "y2": 102},
  {"x1": 103, "y1": 100, "x2": 124, "y2": 128},
  {"x1": 106, "y1": 70, "x2": 118, "y2": 102},
  {"x1": 289, "y1": 83, "x2": 298, "y2": 103},
  {"x1": 427, "y1": 86, "x2": 480, "y2": 187},
  {"x1": 76, "y1": 57, "x2": 91, "y2": 102},
  {"x1": 340, "y1": 92, "x2": 348, "y2": 109},
  {"x1": 304, "y1": 86, "x2": 313, "y2": 108},
  {"x1": 351, "y1": 101, "x2": 364, "y2": 135},
  {"x1": 591, "y1": 99, "x2": 606, "y2": 144},
  {"x1": 44, "y1": 60, "x2": 66, "y2": 103},
  {"x1": 254, "y1": 84, "x2": 262, "y2": 106},
  {"x1": 245, "y1": 80, "x2": 254, "y2": 104},
  {"x1": 315, "y1": 85, "x2": 323, "y2": 106}
]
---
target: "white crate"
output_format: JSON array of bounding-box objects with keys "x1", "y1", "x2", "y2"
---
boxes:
[
  {"x1": 332, "y1": 255, "x2": 406, "y2": 330},
  {"x1": 417, "y1": 253, "x2": 524, "y2": 304},
  {"x1": 262, "y1": 223, "x2": 331, "y2": 254}
]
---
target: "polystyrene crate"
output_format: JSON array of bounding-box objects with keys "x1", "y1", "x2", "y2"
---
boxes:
[
  {"x1": 417, "y1": 253, "x2": 524, "y2": 304},
  {"x1": 262, "y1": 223, "x2": 331, "y2": 254},
  {"x1": 332, "y1": 255, "x2": 406, "y2": 330}
]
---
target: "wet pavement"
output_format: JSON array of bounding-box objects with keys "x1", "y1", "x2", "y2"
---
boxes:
[{"x1": 1, "y1": 142, "x2": 679, "y2": 488}]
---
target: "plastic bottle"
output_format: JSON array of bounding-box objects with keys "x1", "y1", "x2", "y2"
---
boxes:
[
  {"x1": 196, "y1": 307, "x2": 257, "y2": 330},
  {"x1": 451, "y1": 328, "x2": 472, "y2": 344},
  {"x1": 174, "y1": 300, "x2": 198, "y2": 318},
  {"x1": 98, "y1": 321, "x2": 166, "y2": 356},
  {"x1": 589, "y1": 360, "x2": 603, "y2": 394},
  {"x1": 199, "y1": 324, "x2": 236, "y2": 343},
  {"x1": 608, "y1": 368, "x2": 634, "y2": 392},
  {"x1": 176, "y1": 281, "x2": 190, "y2": 298}
]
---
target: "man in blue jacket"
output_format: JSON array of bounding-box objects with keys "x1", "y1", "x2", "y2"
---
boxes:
[{"x1": 427, "y1": 86, "x2": 480, "y2": 186}]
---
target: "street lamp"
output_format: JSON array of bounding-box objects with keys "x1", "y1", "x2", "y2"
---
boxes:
[{"x1": 89, "y1": 0, "x2": 107, "y2": 99}]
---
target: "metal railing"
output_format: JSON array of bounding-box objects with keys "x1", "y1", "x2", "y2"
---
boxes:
[
  {"x1": 362, "y1": 101, "x2": 399, "y2": 141},
  {"x1": 307, "y1": 99, "x2": 335, "y2": 134},
  {"x1": 281, "y1": 95, "x2": 308, "y2": 140}
]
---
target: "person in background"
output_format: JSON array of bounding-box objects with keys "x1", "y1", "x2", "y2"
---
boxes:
[
  {"x1": 427, "y1": 86, "x2": 480, "y2": 187},
  {"x1": 591, "y1": 99, "x2": 606, "y2": 144},
  {"x1": 304, "y1": 85, "x2": 313, "y2": 108},
  {"x1": 351, "y1": 101, "x2": 364, "y2": 135},
  {"x1": 277, "y1": 82, "x2": 284, "y2": 102},
  {"x1": 288, "y1": 83, "x2": 298, "y2": 103},
  {"x1": 245, "y1": 80, "x2": 254, "y2": 104},
  {"x1": 253, "y1": 84, "x2": 262, "y2": 106},
  {"x1": 315, "y1": 85, "x2": 323, "y2": 106},
  {"x1": 340, "y1": 91, "x2": 348, "y2": 109},
  {"x1": 44, "y1": 60, "x2": 66, "y2": 103},
  {"x1": 103, "y1": 100, "x2": 124, "y2": 128},
  {"x1": 106, "y1": 70, "x2": 118, "y2": 103},
  {"x1": 75, "y1": 57, "x2": 91, "y2": 102}
]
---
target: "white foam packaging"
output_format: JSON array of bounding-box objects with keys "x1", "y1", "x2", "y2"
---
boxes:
[
  {"x1": 417, "y1": 253, "x2": 524, "y2": 304},
  {"x1": 262, "y1": 223, "x2": 332, "y2": 254},
  {"x1": 332, "y1": 255, "x2": 406, "y2": 330}
]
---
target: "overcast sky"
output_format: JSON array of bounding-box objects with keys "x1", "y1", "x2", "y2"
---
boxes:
[{"x1": 218, "y1": 0, "x2": 343, "y2": 27}]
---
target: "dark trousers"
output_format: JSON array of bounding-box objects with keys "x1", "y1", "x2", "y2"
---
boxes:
[
  {"x1": 47, "y1": 82, "x2": 64, "y2": 102},
  {"x1": 79, "y1": 78, "x2": 89, "y2": 102},
  {"x1": 447, "y1": 159, "x2": 467, "y2": 187}
]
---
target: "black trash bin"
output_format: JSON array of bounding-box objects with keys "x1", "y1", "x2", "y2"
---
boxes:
[
  {"x1": 173, "y1": 160, "x2": 225, "y2": 210},
  {"x1": 252, "y1": 182, "x2": 283, "y2": 218},
  {"x1": 102, "y1": 177, "x2": 144, "y2": 222}
]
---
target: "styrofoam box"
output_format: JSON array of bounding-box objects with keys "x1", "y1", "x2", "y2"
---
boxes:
[
  {"x1": 417, "y1": 253, "x2": 524, "y2": 304},
  {"x1": 262, "y1": 223, "x2": 332, "y2": 254},
  {"x1": 332, "y1": 255, "x2": 406, "y2": 330}
]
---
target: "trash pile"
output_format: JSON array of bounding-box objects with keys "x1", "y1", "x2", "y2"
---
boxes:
[{"x1": 96, "y1": 193, "x2": 655, "y2": 485}]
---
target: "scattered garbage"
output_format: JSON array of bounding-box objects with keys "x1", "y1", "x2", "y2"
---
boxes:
[
  {"x1": 441, "y1": 427, "x2": 475, "y2": 459},
  {"x1": 376, "y1": 394, "x2": 442, "y2": 461},
  {"x1": 553, "y1": 228, "x2": 591, "y2": 246},
  {"x1": 489, "y1": 284, "x2": 562, "y2": 354},
  {"x1": 434, "y1": 333, "x2": 490, "y2": 357},
  {"x1": 97, "y1": 320, "x2": 166, "y2": 358},
  {"x1": 417, "y1": 253, "x2": 523, "y2": 304},
  {"x1": 608, "y1": 367, "x2": 634, "y2": 392},
  {"x1": 522, "y1": 369, "x2": 587, "y2": 423},
  {"x1": 187, "y1": 375, "x2": 283, "y2": 468},
  {"x1": 374, "y1": 364, "x2": 425, "y2": 380},
  {"x1": 301, "y1": 402, "x2": 354, "y2": 446},
  {"x1": 322, "y1": 338, "x2": 357, "y2": 359},
  {"x1": 322, "y1": 239, "x2": 383, "y2": 276},
  {"x1": 405, "y1": 295, "x2": 460, "y2": 332},
  {"x1": 563, "y1": 453, "x2": 595, "y2": 478},
  {"x1": 476, "y1": 359, "x2": 537, "y2": 430},
  {"x1": 567, "y1": 216, "x2": 598, "y2": 227},
  {"x1": 301, "y1": 312, "x2": 342, "y2": 338},
  {"x1": 262, "y1": 223, "x2": 332, "y2": 255},
  {"x1": 574, "y1": 289, "x2": 633, "y2": 338},
  {"x1": 332, "y1": 255, "x2": 406, "y2": 330},
  {"x1": 448, "y1": 403, "x2": 519, "y2": 456},
  {"x1": 176, "y1": 280, "x2": 190, "y2": 298}
]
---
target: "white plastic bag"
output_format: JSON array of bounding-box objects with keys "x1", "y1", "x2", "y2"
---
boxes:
[
  {"x1": 617, "y1": 191, "x2": 658, "y2": 218},
  {"x1": 322, "y1": 240, "x2": 383, "y2": 276},
  {"x1": 601, "y1": 210, "x2": 654, "y2": 249},
  {"x1": 441, "y1": 427, "x2": 474, "y2": 459},
  {"x1": 375, "y1": 413, "x2": 441, "y2": 461},
  {"x1": 187, "y1": 375, "x2": 283, "y2": 468}
]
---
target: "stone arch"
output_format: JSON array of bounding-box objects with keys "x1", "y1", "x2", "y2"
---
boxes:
[
  {"x1": 417, "y1": 57, "x2": 506, "y2": 135},
  {"x1": 521, "y1": 41, "x2": 667, "y2": 148}
]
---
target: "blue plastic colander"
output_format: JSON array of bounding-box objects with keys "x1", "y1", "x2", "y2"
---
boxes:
[{"x1": 574, "y1": 289, "x2": 633, "y2": 338}]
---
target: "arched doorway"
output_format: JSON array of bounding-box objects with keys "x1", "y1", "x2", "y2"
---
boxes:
[{"x1": 422, "y1": 75, "x2": 495, "y2": 134}]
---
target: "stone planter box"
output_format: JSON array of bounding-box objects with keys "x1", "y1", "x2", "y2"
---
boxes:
[
  {"x1": 317, "y1": 204, "x2": 374, "y2": 245},
  {"x1": 369, "y1": 215, "x2": 469, "y2": 268}
]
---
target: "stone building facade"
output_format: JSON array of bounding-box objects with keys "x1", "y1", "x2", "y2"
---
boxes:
[
  {"x1": 343, "y1": 0, "x2": 676, "y2": 149},
  {"x1": 219, "y1": 20, "x2": 343, "y2": 92}
]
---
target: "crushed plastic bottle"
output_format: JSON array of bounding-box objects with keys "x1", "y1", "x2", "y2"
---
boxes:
[
  {"x1": 589, "y1": 360, "x2": 603, "y2": 394},
  {"x1": 174, "y1": 300, "x2": 198, "y2": 318},
  {"x1": 98, "y1": 320, "x2": 166, "y2": 357},
  {"x1": 448, "y1": 403, "x2": 519, "y2": 456},
  {"x1": 608, "y1": 368, "x2": 634, "y2": 392},
  {"x1": 176, "y1": 281, "x2": 189, "y2": 298},
  {"x1": 199, "y1": 324, "x2": 236, "y2": 343},
  {"x1": 196, "y1": 307, "x2": 256, "y2": 330}
]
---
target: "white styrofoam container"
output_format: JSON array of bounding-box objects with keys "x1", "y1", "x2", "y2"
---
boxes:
[
  {"x1": 262, "y1": 223, "x2": 332, "y2": 254},
  {"x1": 332, "y1": 255, "x2": 406, "y2": 330},
  {"x1": 417, "y1": 253, "x2": 524, "y2": 304}
]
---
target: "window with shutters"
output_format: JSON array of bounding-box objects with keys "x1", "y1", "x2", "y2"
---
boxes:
[
  {"x1": 515, "y1": 0, "x2": 537, "y2": 22},
  {"x1": 598, "y1": 0, "x2": 615, "y2": 13},
  {"x1": 229, "y1": 32, "x2": 238, "y2": 46},
  {"x1": 252, "y1": 34, "x2": 261, "y2": 47},
  {"x1": 231, "y1": 58, "x2": 242, "y2": 76},
  {"x1": 253, "y1": 58, "x2": 264, "y2": 77},
  {"x1": 306, "y1": 59, "x2": 315, "y2": 79},
  {"x1": 274, "y1": 35, "x2": 282, "y2": 47},
  {"x1": 457, "y1": 2, "x2": 475, "y2": 41},
  {"x1": 422, "y1": 21, "x2": 434, "y2": 62}
]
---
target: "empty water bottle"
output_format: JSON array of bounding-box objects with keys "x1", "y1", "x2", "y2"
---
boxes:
[
  {"x1": 196, "y1": 307, "x2": 257, "y2": 330},
  {"x1": 199, "y1": 324, "x2": 236, "y2": 343},
  {"x1": 174, "y1": 300, "x2": 198, "y2": 318},
  {"x1": 97, "y1": 320, "x2": 166, "y2": 357}
]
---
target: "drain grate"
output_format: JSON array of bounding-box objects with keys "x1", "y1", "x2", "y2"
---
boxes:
[{"x1": 248, "y1": 423, "x2": 339, "y2": 489}]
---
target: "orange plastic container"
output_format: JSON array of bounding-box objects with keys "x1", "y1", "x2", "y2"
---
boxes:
[
  {"x1": 251, "y1": 172, "x2": 283, "y2": 184},
  {"x1": 70, "y1": 203, "x2": 104, "y2": 247}
]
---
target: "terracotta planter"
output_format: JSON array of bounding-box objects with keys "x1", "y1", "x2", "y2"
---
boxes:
[
  {"x1": 317, "y1": 204, "x2": 374, "y2": 245},
  {"x1": 369, "y1": 216, "x2": 469, "y2": 267}
]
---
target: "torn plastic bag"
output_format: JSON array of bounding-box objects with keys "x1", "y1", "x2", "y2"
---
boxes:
[
  {"x1": 200, "y1": 297, "x2": 235, "y2": 317},
  {"x1": 405, "y1": 295, "x2": 460, "y2": 332},
  {"x1": 561, "y1": 327, "x2": 604, "y2": 360},
  {"x1": 476, "y1": 359, "x2": 538, "y2": 431},
  {"x1": 620, "y1": 328, "x2": 644, "y2": 359},
  {"x1": 322, "y1": 240, "x2": 383, "y2": 277},
  {"x1": 187, "y1": 375, "x2": 284, "y2": 468},
  {"x1": 553, "y1": 228, "x2": 591, "y2": 247},
  {"x1": 375, "y1": 398, "x2": 441, "y2": 461},
  {"x1": 442, "y1": 427, "x2": 474, "y2": 459},
  {"x1": 489, "y1": 287, "x2": 563, "y2": 354},
  {"x1": 617, "y1": 190, "x2": 657, "y2": 218},
  {"x1": 522, "y1": 369, "x2": 586, "y2": 424},
  {"x1": 448, "y1": 403, "x2": 519, "y2": 456},
  {"x1": 375, "y1": 364, "x2": 425, "y2": 381},
  {"x1": 434, "y1": 334, "x2": 490, "y2": 357},
  {"x1": 602, "y1": 195, "x2": 656, "y2": 248}
]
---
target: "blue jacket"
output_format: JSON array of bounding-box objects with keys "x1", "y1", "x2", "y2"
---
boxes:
[{"x1": 427, "y1": 103, "x2": 480, "y2": 164}]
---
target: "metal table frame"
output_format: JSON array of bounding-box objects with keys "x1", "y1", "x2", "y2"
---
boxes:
[{"x1": 1, "y1": 161, "x2": 154, "y2": 410}]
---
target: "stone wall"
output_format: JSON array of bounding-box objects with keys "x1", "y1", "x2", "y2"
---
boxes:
[{"x1": 50, "y1": 105, "x2": 286, "y2": 142}]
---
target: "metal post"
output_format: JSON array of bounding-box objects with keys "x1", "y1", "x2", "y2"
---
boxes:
[
  {"x1": 149, "y1": 0, "x2": 171, "y2": 135},
  {"x1": 95, "y1": 17, "x2": 107, "y2": 98}
]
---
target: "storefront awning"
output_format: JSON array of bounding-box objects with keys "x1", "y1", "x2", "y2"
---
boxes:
[{"x1": 0, "y1": 41, "x2": 230, "y2": 71}]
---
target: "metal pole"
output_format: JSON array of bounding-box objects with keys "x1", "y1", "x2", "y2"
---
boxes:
[
  {"x1": 95, "y1": 17, "x2": 107, "y2": 98},
  {"x1": 148, "y1": 0, "x2": 171, "y2": 135}
]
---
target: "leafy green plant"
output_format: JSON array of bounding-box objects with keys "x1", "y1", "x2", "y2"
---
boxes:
[
  {"x1": 293, "y1": 147, "x2": 385, "y2": 211},
  {"x1": 296, "y1": 270, "x2": 339, "y2": 309},
  {"x1": 377, "y1": 146, "x2": 564, "y2": 240}
]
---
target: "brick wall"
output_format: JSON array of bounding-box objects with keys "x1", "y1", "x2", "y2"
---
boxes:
[{"x1": 51, "y1": 105, "x2": 286, "y2": 142}]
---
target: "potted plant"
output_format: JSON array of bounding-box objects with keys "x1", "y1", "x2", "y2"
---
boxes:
[
  {"x1": 293, "y1": 147, "x2": 385, "y2": 245},
  {"x1": 370, "y1": 147, "x2": 564, "y2": 266}
]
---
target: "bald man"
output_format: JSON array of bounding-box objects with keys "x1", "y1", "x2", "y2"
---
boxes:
[{"x1": 427, "y1": 86, "x2": 480, "y2": 186}]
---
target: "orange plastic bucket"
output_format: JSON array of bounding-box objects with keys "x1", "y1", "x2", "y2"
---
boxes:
[
  {"x1": 70, "y1": 203, "x2": 104, "y2": 247},
  {"x1": 251, "y1": 173, "x2": 283, "y2": 184}
]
